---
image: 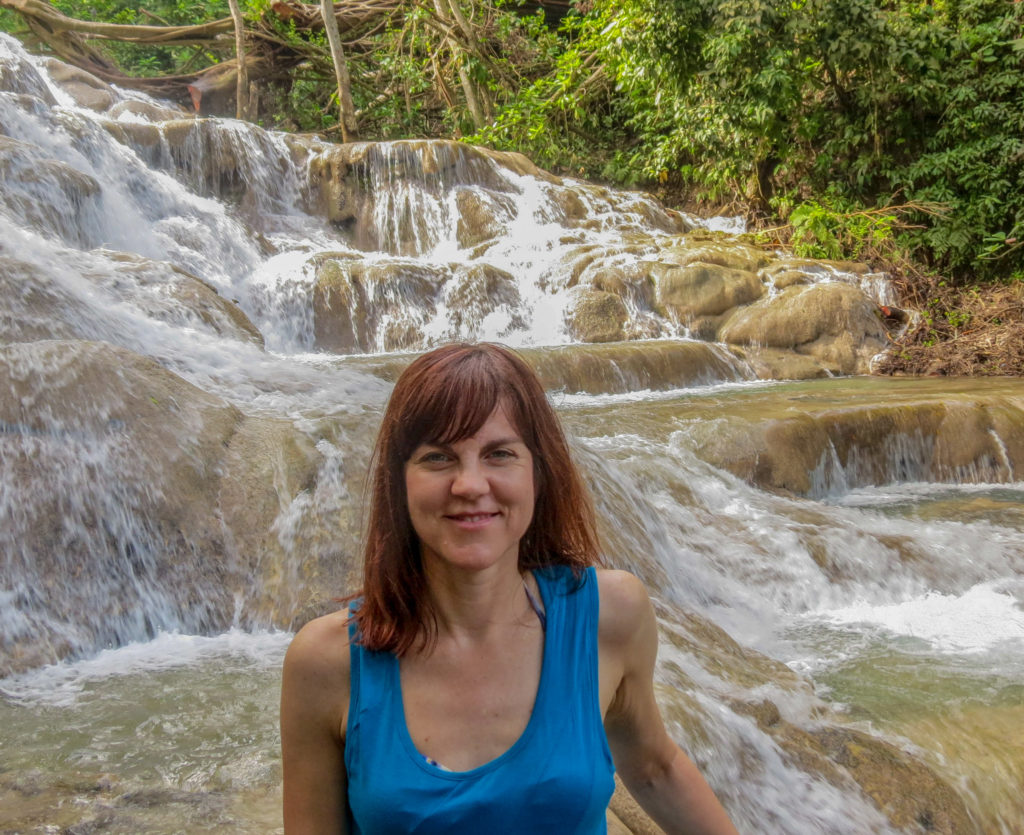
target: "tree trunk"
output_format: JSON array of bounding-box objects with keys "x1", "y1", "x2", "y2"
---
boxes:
[
  {"x1": 446, "y1": 0, "x2": 482, "y2": 57},
  {"x1": 227, "y1": 0, "x2": 248, "y2": 119},
  {"x1": 320, "y1": 0, "x2": 359, "y2": 142},
  {"x1": 457, "y1": 59, "x2": 485, "y2": 130}
]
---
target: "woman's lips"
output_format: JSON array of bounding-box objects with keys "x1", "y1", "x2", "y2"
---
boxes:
[{"x1": 445, "y1": 511, "x2": 499, "y2": 528}]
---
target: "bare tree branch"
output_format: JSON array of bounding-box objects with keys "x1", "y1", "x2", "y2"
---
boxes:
[
  {"x1": 227, "y1": 0, "x2": 249, "y2": 119},
  {"x1": 321, "y1": 0, "x2": 360, "y2": 141}
]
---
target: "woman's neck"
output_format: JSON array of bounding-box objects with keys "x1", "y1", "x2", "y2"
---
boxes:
[{"x1": 422, "y1": 561, "x2": 535, "y2": 642}]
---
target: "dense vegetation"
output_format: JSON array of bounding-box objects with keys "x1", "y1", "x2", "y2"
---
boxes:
[
  {"x1": 3, "y1": 0, "x2": 1023, "y2": 372},
  {"x1": 481, "y1": 0, "x2": 1024, "y2": 284}
]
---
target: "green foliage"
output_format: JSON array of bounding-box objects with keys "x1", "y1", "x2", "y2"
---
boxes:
[
  {"x1": 470, "y1": 2, "x2": 635, "y2": 177},
  {"x1": 254, "y1": 0, "x2": 575, "y2": 140},
  {"x1": 0, "y1": 0, "x2": 234, "y2": 76},
  {"x1": 785, "y1": 198, "x2": 899, "y2": 262},
  {"x1": 0, "y1": 9, "x2": 24, "y2": 33},
  {"x1": 482, "y1": 0, "x2": 1024, "y2": 281},
  {"x1": 895, "y1": 0, "x2": 1024, "y2": 278}
]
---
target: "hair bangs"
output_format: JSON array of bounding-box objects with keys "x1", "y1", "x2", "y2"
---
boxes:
[{"x1": 396, "y1": 348, "x2": 512, "y2": 459}]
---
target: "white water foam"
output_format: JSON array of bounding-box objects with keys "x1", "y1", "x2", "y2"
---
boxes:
[
  {"x1": 806, "y1": 581, "x2": 1024, "y2": 654},
  {"x1": 0, "y1": 629, "x2": 292, "y2": 707},
  {"x1": 555, "y1": 377, "x2": 776, "y2": 408},
  {"x1": 830, "y1": 480, "x2": 1024, "y2": 508}
]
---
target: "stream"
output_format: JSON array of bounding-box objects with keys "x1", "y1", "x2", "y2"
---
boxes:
[{"x1": 1, "y1": 33, "x2": 1022, "y2": 834}]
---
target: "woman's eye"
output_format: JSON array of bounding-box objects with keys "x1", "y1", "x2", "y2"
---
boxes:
[
  {"x1": 488, "y1": 448, "x2": 515, "y2": 461},
  {"x1": 416, "y1": 451, "x2": 450, "y2": 465}
]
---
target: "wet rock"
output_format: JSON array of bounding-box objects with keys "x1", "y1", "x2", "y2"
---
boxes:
[
  {"x1": 682, "y1": 383, "x2": 1024, "y2": 494},
  {"x1": 0, "y1": 340, "x2": 351, "y2": 675},
  {"x1": 540, "y1": 339, "x2": 745, "y2": 392},
  {"x1": 0, "y1": 49, "x2": 57, "y2": 104},
  {"x1": 0, "y1": 254, "x2": 80, "y2": 343},
  {"x1": 732, "y1": 347, "x2": 834, "y2": 380},
  {"x1": 107, "y1": 98, "x2": 190, "y2": 122},
  {"x1": 100, "y1": 118, "x2": 163, "y2": 153},
  {"x1": 549, "y1": 187, "x2": 589, "y2": 223},
  {"x1": 614, "y1": 192, "x2": 690, "y2": 235},
  {"x1": 727, "y1": 702, "x2": 974, "y2": 832},
  {"x1": 759, "y1": 257, "x2": 871, "y2": 283},
  {"x1": 306, "y1": 140, "x2": 559, "y2": 253},
  {"x1": 0, "y1": 135, "x2": 102, "y2": 244},
  {"x1": 311, "y1": 256, "x2": 366, "y2": 352},
  {"x1": 897, "y1": 702, "x2": 1024, "y2": 830},
  {"x1": 306, "y1": 147, "x2": 359, "y2": 226},
  {"x1": 198, "y1": 414, "x2": 322, "y2": 626},
  {"x1": 682, "y1": 315, "x2": 724, "y2": 341},
  {"x1": 0, "y1": 341, "x2": 242, "y2": 674},
  {"x1": 659, "y1": 237, "x2": 771, "y2": 274},
  {"x1": 654, "y1": 261, "x2": 764, "y2": 322},
  {"x1": 350, "y1": 341, "x2": 752, "y2": 395},
  {"x1": 609, "y1": 775, "x2": 662, "y2": 834},
  {"x1": 42, "y1": 60, "x2": 116, "y2": 112},
  {"x1": 591, "y1": 265, "x2": 657, "y2": 312},
  {"x1": 590, "y1": 265, "x2": 630, "y2": 296},
  {"x1": 659, "y1": 607, "x2": 973, "y2": 834},
  {"x1": 62, "y1": 806, "x2": 121, "y2": 834},
  {"x1": 443, "y1": 263, "x2": 525, "y2": 337},
  {"x1": 454, "y1": 188, "x2": 505, "y2": 248},
  {"x1": 312, "y1": 257, "x2": 444, "y2": 353},
  {"x1": 719, "y1": 282, "x2": 888, "y2": 375},
  {"x1": 367, "y1": 139, "x2": 555, "y2": 185},
  {"x1": 766, "y1": 269, "x2": 813, "y2": 290},
  {"x1": 565, "y1": 289, "x2": 629, "y2": 343},
  {"x1": 0, "y1": 249, "x2": 262, "y2": 347},
  {"x1": 158, "y1": 118, "x2": 245, "y2": 197},
  {"x1": 94, "y1": 252, "x2": 264, "y2": 345},
  {"x1": 553, "y1": 245, "x2": 604, "y2": 290},
  {"x1": 310, "y1": 140, "x2": 551, "y2": 204},
  {"x1": 806, "y1": 727, "x2": 973, "y2": 833}
]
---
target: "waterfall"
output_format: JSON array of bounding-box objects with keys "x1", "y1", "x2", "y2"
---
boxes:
[{"x1": 1, "y1": 33, "x2": 1022, "y2": 834}]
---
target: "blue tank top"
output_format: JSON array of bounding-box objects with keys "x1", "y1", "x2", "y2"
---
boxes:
[{"x1": 345, "y1": 565, "x2": 616, "y2": 834}]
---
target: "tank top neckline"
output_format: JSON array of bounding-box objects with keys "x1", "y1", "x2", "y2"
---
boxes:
[{"x1": 391, "y1": 569, "x2": 556, "y2": 781}]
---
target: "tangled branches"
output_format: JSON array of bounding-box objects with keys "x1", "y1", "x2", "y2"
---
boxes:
[{"x1": 0, "y1": 0, "x2": 565, "y2": 136}]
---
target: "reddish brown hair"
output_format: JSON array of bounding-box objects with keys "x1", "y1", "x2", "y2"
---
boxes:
[{"x1": 353, "y1": 342, "x2": 600, "y2": 655}]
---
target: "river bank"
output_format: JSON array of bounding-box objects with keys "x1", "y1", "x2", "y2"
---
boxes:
[{"x1": 643, "y1": 186, "x2": 1024, "y2": 379}]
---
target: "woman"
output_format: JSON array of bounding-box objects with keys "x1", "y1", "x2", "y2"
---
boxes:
[{"x1": 280, "y1": 343, "x2": 738, "y2": 834}]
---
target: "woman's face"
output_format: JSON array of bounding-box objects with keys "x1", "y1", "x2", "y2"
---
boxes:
[{"x1": 404, "y1": 404, "x2": 535, "y2": 576}]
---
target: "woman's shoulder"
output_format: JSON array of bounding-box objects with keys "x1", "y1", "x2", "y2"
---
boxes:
[
  {"x1": 595, "y1": 568, "x2": 656, "y2": 648},
  {"x1": 282, "y1": 609, "x2": 353, "y2": 742},
  {"x1": 283, "y1": 609, "x2": 353, "y2": 689}
]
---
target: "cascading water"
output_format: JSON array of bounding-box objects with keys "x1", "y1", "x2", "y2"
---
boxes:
[{"x1": 1, "y1": 33, "x2": 1022, "y2": 834}]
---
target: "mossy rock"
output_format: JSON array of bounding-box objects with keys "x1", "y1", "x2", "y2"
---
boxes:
[{"x1": 565, "y1": 289, "x2": 629, "y2": 343}]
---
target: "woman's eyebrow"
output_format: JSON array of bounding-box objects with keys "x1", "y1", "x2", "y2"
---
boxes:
[
  {"x1": 415, "y1": 434, "x2": 526, "y2": 454},
  {"x1": 481, "y1": 436, "x2": 525, "y2": 451}
]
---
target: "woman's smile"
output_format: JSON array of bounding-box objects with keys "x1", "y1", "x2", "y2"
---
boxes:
[
  {"x1": 405, "y1": 404, "x2": 535, "y2": 572},
  {"x1": 445, "y1": 511, "x2": 501, "y2": 528}
]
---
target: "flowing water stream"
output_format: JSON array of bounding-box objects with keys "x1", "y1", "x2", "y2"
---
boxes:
[{"x1": 1, "y1": 35, "x2": 1022, "y2": 833}]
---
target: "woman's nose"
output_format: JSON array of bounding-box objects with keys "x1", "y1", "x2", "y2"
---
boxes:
[{"x1": 451, "y1": 461, "x2": 488, "y2": 497}]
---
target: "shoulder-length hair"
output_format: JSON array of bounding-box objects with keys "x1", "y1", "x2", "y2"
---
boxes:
[{"x1": 353, "y1": 342, "x2": 600, "y2": 655}]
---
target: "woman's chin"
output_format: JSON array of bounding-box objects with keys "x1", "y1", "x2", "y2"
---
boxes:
[{"x1": 424, "y1": 546, "x2": 518, "y2": 575}]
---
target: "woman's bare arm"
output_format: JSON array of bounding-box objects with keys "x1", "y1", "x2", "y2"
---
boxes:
[
  {"x1": 599, "y1": 570, "x2": 739, "y2": 835},
  {"x1": 280, "y1": 612, "x2": 351, "y2": 835}
]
